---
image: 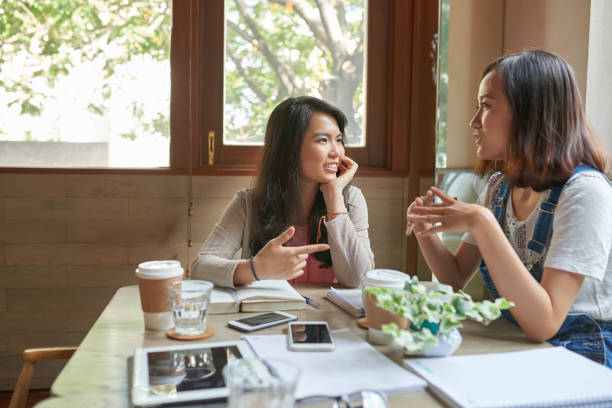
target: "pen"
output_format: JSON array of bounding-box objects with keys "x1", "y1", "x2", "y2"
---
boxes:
[{"x1": 302, "y1": 295, "x2": 321, "y2": 309}]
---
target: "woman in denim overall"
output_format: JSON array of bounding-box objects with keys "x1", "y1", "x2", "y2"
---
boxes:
[{"x1": 406, "y1": 50, "x2": 612, "y2": 367}]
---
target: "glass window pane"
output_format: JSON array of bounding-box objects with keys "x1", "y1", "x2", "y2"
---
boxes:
[
  {"x1": 224, "y1": 0, "x2": 366, "y2": 147},
  {"x1": 436, "y1": 0, "x2": 450, "y2": 168},
  {"x1": 0, "y1": 1, "x2": 171, "y2": 168}
]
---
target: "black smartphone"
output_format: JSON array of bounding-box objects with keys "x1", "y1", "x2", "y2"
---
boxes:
[{"x1": 287, "y1": 321, "x2": 335, "y2": 351}]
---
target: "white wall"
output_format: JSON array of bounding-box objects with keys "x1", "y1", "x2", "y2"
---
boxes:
[
  {"x1": 586, "y1": 0, "x2": 612, "y2": 159},
  {"x1": 446, "y1": 0, "x2": 593, "y2": 168},
  {"x1": 446, "y1": 0, "x2": 504, "y2": 169}
]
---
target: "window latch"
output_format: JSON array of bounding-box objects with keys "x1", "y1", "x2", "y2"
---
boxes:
[{"x1": 208, "y1": 130, "x2": 215, "y2": 165}]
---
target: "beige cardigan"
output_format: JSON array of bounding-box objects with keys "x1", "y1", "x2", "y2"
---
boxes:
[{"x1": 191, "y1": 185, "x2": 375, "y2": 288}]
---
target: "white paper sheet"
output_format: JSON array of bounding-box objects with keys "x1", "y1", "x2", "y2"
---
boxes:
[{"x1": 244, "y1": 329, "x2": 426, "y2": 399}]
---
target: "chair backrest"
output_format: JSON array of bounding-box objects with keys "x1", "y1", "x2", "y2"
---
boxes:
[{"x1": 8, "y1": 346, "x2": 77, "y2": 408}]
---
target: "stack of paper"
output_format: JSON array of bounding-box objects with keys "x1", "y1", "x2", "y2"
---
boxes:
[
  {"x1": 324, "y1": 287, "x2": 365, "y2": 317},
  {"x1": 244, "y1": 329, "x2": 426, "y2": 399},
  {"x1": 404, "y1": 347, "x2": 612, "y2": 408}
]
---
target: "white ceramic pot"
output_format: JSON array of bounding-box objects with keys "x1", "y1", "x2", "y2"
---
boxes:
[{"x1": 404, "y1": 328, "x2": 463, "y2": 357}]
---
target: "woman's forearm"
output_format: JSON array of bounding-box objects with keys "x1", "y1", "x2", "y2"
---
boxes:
[
  {"x1": 232, "y1": 259, "x2": 256, "y2": 286},
  {"x1": 470, "y1": 209, "x2": 570, "y2": 340},
  {"x1": 415, "y1": 233, "x2": 465, "y2": 290}
]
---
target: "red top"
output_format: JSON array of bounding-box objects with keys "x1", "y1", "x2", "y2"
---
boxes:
[{"x1": 286, "y1": 224, "x2": 336, "y2": 284}]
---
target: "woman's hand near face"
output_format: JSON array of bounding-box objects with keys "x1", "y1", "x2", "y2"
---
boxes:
[
  {"x1": 407, "y1": 187, "x2": 485, "y2": 236},
  {"x1": 253, "y1": 226, "x2": 329, "y2": 280},
  {"x1": 319, "y1": 155, "x2": 357, "y2": 214}
]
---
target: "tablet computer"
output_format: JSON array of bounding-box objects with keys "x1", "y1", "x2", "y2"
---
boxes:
[{"x1": 132, "y1": 340, "x2": 256, "y2": 407}]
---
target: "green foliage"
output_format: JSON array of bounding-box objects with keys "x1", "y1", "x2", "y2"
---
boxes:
[
  {"x1": 0, "y1": 0, "x2": 171, "y2": 139},
  {"x1": 2, "y1": 0, "x2": 364, "y2": 144},
  {"x1": 225, "y1": 0, "x2": 365, "y2": 145},
  {"x1": 366, "y1": 276, "x2": 514, "y2": 353},
  {"x1": 436, "y1": 0, "x2": 450, "y2": 164}
]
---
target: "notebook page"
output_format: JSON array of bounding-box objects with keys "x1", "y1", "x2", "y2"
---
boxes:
[
  {"x1": 236, "y1": 279, "x2": 303, "y2": 301},
  {"x1": 404, "y1": 347, "x2": 612, "y2": 408}
]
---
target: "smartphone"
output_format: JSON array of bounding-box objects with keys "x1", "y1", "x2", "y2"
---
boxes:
[
  {"x1": 287, "y1": 321, "x2": 335, "y2": 351},
  {"x1": 227, "y1": 311, "x2": 297, "y2": 332}
]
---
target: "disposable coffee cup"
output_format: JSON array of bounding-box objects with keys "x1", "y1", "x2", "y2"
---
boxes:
[
  {"x1": 135, "y1": 260, "x2": 184, "y2": 331},
  {"x1": 362, "y1": 269, "x2": 410, "y2": 345}
]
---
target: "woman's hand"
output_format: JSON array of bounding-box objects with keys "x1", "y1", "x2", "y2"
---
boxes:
[
  {"x1": 319, "y1": 156, "x2": 358, "y2": 196},
  {"x1": 253, "y1": 227, "x2": 330, "y2": 280},
  {"x1": 406, "y1": 190, "x2": 435, "y2": 236},
  {"x1": 407, "y1": 187, "x2": 484, "y2": 236},
  {"x1": 319, "y1": 155, "x2": 357, "y2": 215}
]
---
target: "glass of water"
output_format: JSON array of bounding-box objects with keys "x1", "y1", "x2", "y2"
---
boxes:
[
  {"x1": 224, "y1": 358, "x2": 300, "y2": 408},
  {"x1": 167, "y1": 280, "x2": 213, "y2": 336}
]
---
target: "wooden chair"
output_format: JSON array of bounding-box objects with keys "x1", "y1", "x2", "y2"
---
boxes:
[{"x1": 8, "y1": 347, "x2": 77, "y2": 408}]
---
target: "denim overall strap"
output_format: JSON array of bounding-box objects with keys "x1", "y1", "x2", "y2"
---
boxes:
[
  {"x1": 526, "y1": 185, "x2": 562, "y2": 253},
  {"x1": 491, "y1": 177, "x2": 510, "y2": 222},
  {"x1": 479, "y1": 177, "x2": 510, "y2": 304},
  {"x1": 527, "y1": 164, "x2": 605, "y2": 253}
]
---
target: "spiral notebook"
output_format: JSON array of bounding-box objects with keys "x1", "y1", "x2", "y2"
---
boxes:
[
  {"x1": 404, "y1": 347, "x2": 612, "y2": 408},
  {"x1": 324, "y1": 287, "x2": 365, "y2": 317}
]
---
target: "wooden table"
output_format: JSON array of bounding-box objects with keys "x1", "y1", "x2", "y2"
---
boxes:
[{"x1": 36, "y1": 285, "x2": 546, "y2": 407}]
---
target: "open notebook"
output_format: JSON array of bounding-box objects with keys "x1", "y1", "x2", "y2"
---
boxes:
[
  {"x1": 210, "y1": 279, "x2": 305, "y2": 314},
  {"x1": 404, "y1": 347, "x2": 612, "y2": 408}
]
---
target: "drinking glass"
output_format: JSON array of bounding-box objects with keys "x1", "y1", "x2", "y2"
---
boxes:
[
  {"x1": 224, "y1": 358, "x2": 300, "y2": 408},
  {"x1": 166, "y1": 280, "x2": 213, "y2": 336}
]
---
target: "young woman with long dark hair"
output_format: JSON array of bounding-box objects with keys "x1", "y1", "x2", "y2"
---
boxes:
[
  {"x1": 192, "y1": 96, "x2": 374, "y2": 288},
  {"x1": 406, "y1": 50, "x2": 612, "y2": 366}
]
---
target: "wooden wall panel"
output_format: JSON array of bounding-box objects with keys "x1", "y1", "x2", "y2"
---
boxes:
[
  {"x1": 65, "y1": 175, "x2": 187, "y2": 198},
  {"x1": 0, "y1": 173, "x2": 410, "y2": 391},
  {"x1": 0, "y1": 175, "x2": 64, "y2": 198},
  {"x1": 5, "y1": 198, "x2": 128, "y2": 221},
  {"x1": 5, "y1": 244, "x2": 127, "y2": 266}
]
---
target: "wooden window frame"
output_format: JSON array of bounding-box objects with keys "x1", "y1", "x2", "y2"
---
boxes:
[
  {"x1": 171, "y1": 0, "x2": 438, "y2": 179},
  {"x1": 1, "y1": 0, "x2": 437, "y2": 186}
]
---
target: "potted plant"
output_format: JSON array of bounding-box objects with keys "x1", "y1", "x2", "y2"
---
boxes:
[{"x1": 365, "y1": 276, "x2": 514, "y2": 356}]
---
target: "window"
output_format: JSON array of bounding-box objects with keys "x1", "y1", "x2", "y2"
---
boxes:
[
  {"x1": 223, "y1": 0, "x2": 366, "y2": 147},
  {"x1": 0, "y1": 1, "x2": 172, "y2": 168},
  {"x1": 1, "y1": 1, "x2": 437, "y2": 175}
]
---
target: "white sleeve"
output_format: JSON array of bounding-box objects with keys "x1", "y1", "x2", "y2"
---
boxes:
[{"x1": 544, "y1": 173, "x2": 612, "y2": 280}]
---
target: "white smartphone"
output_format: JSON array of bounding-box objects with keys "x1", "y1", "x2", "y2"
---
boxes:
[
  {"x1": 227, "y1": 311, "x2": 297, "y2": 332},
  {"x1": 287, "y1": 321, "x2": 335, "y2": 351}
]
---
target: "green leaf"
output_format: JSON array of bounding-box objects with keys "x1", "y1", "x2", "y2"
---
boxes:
[
  {"x1": 21, "y1": 101, "x2": 42, "y2": 116},
  {"x1": 87, "y1": 103, "x2": 105, "y2": 116},
  {"x1": 368, "y1": 276, "x2": 514, "y2": 353}
]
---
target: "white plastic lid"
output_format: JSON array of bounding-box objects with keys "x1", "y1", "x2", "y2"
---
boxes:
[
  {"x1": 362, "y1": 269, "x2": 409, "y2": 289},
  {"x1": 135, "y1": 260, "x2": 184, "y2": 280}
]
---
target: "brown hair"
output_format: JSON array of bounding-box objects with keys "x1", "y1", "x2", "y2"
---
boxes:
[{"x1": 474, "y1": 50, "x2": 609, "y2": 191}]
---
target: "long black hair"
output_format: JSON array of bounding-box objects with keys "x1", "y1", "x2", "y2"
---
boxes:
[{"x1": 250, "y1": 96, "x2": 350, "y2": 267}]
